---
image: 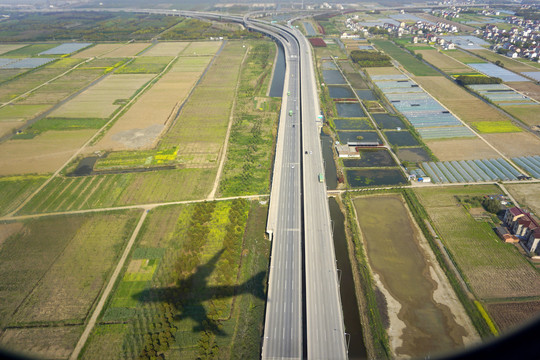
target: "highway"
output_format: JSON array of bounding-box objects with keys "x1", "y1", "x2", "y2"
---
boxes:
[{"x1": 138, "y1": 10, "x2": 348, "y2": 358}]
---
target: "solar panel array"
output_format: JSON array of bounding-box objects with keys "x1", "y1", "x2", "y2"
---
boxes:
[
  {"x1": 421, "y1": 158, "x2": 523, "y2": 183},
  {"x1": 372, "y1": 75, "x2": 475, "y2": 139},
  {"x1": 468, "y1": 63, "x2": 529, "y2": 82},
  {"x1": 39, "y1": 43, "x2": 92, "y2": 55},
  {"x1": 0, "y1": 57, "x2": 55, "y2": 69},
  {"x1": 468, "y1": 83, "x2": 537, "y2": 106},
  {"x1": 511, "y1": 156, "x2": 540, "y2": 178}
]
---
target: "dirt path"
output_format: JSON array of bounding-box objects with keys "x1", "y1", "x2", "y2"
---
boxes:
[
  {"x1": 208, "y1": 44, "x2": 250, "y2": 200},
  {"x1": 69, "y1": 208, "x2": 149, "y2": 360}
]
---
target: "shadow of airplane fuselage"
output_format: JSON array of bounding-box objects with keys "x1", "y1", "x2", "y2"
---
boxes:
[{"x1": 133, "y1": 248, "x2": 266, "y2": 336}]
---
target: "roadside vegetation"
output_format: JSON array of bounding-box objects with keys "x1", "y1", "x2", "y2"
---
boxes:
[
  {"x1": 80, "y1": 200, "x2": 269, "y2": 359},
  {"x1": 218, "y1": 40, "x2": 279, "y2": 196}
]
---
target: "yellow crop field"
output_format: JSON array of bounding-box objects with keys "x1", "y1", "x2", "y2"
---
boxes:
[
  {"x1": 471, "y1": 121, "x2": 522, "y2": 133},
  {"x1": 50, "y1": 74, "x2": 154, "y2": 118},
  {"x1": 141, "y1": 41, "x2": 190, "y2": 57}
]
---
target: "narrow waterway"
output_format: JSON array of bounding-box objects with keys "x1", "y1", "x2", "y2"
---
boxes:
[
  {"x1": 268, "y1": 43, "x2": 286, "y2": 97},
  {"x1": 321, "y1": 132, "x2": 338, "y2": 190},
  {"x1": 329, "y1": 197, "x2": 368, "y2": 360}
]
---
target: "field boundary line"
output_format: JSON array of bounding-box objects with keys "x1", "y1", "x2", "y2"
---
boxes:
[
  {"x1": 7, "y1": 54, "x2": 183, "y2": 217},
  {"x1": 69, "y1": 208, "x2": 149, "y2": 360},
  {"x1": 1, "y1": 194, "x2": 268, "y2": 222},
  {"x1": 208, "y1": 43, "x2": 250, "y2": 200}
]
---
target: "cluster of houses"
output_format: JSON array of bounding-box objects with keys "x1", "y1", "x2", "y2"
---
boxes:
[
  {"x1": 482, "y1": 22, "x2": 540, "y2": 61},
  {"x1": 499, "y1": 207, "x2": 540, "y2": 255}
]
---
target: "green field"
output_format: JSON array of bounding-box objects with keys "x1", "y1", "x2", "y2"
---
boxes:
[
  {"x1": 414, "y1": 185, "x2": 540, "y2": 300},
  {"x1": 1, "y1": 43, "x2": 60, "y2": 57},
  {"x1": 116, "y1": 56, "x2": 174, "y2": 74},
  {"x1": 0, "y1": 175, "x2": 48, "y2": 216},
  {"x1": 443, "y1": 49, "x2": 486, "y2": 64},
  {"x1": 81, "y1": 200, "x2": 269, "y2": 359},
  {"x1": 471, "y1": 121, "x2": 522, "y2": 133},
  {"x1": 218, "y1": 41, "x2": 278, "y2": 196},
  {"x1": 18, "y1": 168, "x2": 215, "y2": 215},
  {"x1": 13, "y1": 117, "x2": 107, "y2": 138},
  {"x1": 371, "y1": 40, "x2": 440, "y2": 76},
  {"x1": 0, "y1": 104, "x2": 49, "y2": 121}
]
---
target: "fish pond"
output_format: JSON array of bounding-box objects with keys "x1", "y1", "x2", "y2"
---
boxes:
[
  {"x1": 323, "y1": 69, "x2": 346, "y2": 84},
  {"x1": 346, "y1": 168, "x2": 407, "y2": 187},
  {"x1": 328, "y1": 85, "x2": 354, "y2": 99},
  {"x1": 337, "y1": 131, "x2": 381, "y2": 144},
  {"x1": 372, "y1": 113, "x2": 405, "y2": 129},
  {"x1": 355, "y1": 89, "x2": 377, "y2": 101},
  {"x1": 336, "y1": 102, "x2": 365, "y2": 117},
  {"x1": 333, "y1": 119, "x2": 373, "y2": 130},
  {"x1": 384, "y1": 130, "x2": 420, "y2": 147},
  {"x1": 342, "y1": 149, "x2": 397, "y2": 168}
]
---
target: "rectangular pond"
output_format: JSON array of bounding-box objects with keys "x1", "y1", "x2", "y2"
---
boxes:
[
  {"x1": 384, "y1": 130, "x2": 420, "y2": 147},
  {"x1": 328, "y1": 85, "x2": 355, "y2": 99},
  {"x1": 336, "y1": 102, "x2": 365, "y2": 117},
  {"x1": 342, "y1": 149, "x2": 397, "y2": 167},
  {"x1": 333, "y1": 119, "x2": 373, "y2": 130},
  {"x1": 355, "y1": 89, "x2": 377, "y2": 101},
  {"x1": 346, "y1": 168, "x2": 407, "y2": 187},
  {"x1": 323, "y1": 69, "x2": 346, "y2": 84},
  {"x1": 372, "y1": 114, "x2": 405, "y2": 129},
  {"x1": 338, "y1": 131, "x2": 381, "y2": 144}
]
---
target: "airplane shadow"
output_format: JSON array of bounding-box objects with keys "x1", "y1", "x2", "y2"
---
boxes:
[{"x1": 132, "y1": 248, "x2": 267, "y2": 336}]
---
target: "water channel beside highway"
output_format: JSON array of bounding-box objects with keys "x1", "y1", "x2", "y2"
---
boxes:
[{"x1": 329, "y1": 197, "x2": 368, "y2": 359}]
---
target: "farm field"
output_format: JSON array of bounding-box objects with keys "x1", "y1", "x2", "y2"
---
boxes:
[
  {"x1": 0, "y1": 211, "x2": 140, "y2": 358},
  {"x1": 71, "y1": 43, "x2": 124, "y2": 58},
  {"x1": 116, "y1": 56, "x2": 174, "y2": 74},
  {"x1": 93, "y1": 54, "x2": 215, "y2": 151},
  {"x1": 102, "y1": 42, "x2": 151, "y2": 58},
  {"x1": 18, "y1": 168, "x2": 215, "y2": 215},
  {"x1": 501, "y1": 105, "x2": 540, "y2": 127},
  {"x1": 80, "y1": 200, "x2": 270, "y2": 360},
  {"x1": 182, "y1": 41, "x2": 223, "y2": 56},
  {"x1": 219, "y1": 41, "x2": 278, "y2": 196},
  {"x1": 0, "y1": 59, "x2": 84, "y2": 103},
  {"x1": 0, "y1": 129, "x2": 95, "y2": 175},
  {"x1": 160, "y1": 41, "x2": 246, "y2": 167},
  {"x1": 15, "y1": 68, "x2": 104, "y2": 105},
  {"x1": 353, "y1": 195, "x2": 477, "y2": 358},
  {"x1": 506, "y1": 183, "x2": 540, "y2": 215},
  {"x1": 506, "y1": 81, "x2": 540, "y2": 102},
  {"x1": 370, "y1": 39, "x2": 440, "y2": 76},
  {"x1": 486, "y1": 301, "x2": 540, "y2": 333},
  {"x1": 483, "y1": 132, "x2": 540, "y2": 157},
  {"x1": 141, "y1": 41, "x2": 190, "y2": 57},
  {"x1": 424, "y1": 138, "x2": 499, "y2": 161},
  {"x1": 416, "y1": 49, "x2": 475, "y2": 74},
  {"x1": 0, "y1": 44, "x2": 26, "y2": 55},
  {"x1": 443, "y1": 50, "x2": 485, "y2": 64},
  {"x1": 471, "y1": 121, "x2": 522, "y2": 134},
  {"x1": 413, "y1": 76, "x2": 511, "y2": 123},
  {"x1": 414, "y1": 185, "x2": 540, "y2": 300},
  {"x1": 2, "y1": 43, "x2": 59, "y2": 57},
  {"x1": 49, "y1": 74, "x2": 153, "y2": 118},
  {"x1": 364, "y1": 66, "x2": 402, "y2": 77},
  {"x1": 471, "y1": 49, "x2": 538, "y2": 73},
  {"x1": 0, "y1": 175, "x2": 48, "y2": 216},
  {"x1": 0, "y1": 104, "x2": 49, "y2": 136},
  {"x1": 0, "y1": 68, "x2": 27, "y2": 83}
]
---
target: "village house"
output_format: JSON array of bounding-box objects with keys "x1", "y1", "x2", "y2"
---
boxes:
[{"x1": 503, "y1": 207, "x2": 540, "y2": 254}]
